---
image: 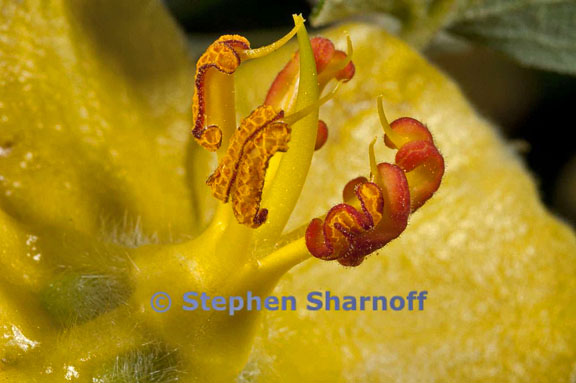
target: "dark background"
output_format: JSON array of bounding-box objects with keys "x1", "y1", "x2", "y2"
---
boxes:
[{"x1": 164, "y1": 0, "x2": 576, "y2": 225}]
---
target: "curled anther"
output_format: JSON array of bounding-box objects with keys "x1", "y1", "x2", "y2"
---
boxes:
[
  {"x1": 377, "y1": 96, "x2": 445, "y2": 211},
  {"x1": 316, "y1": 35, "x2": 355, "y2": 90},
  {"x1": 207, "y1": 105, "x2": 290, "y2": 228},
  {"x1": 306, "y1": 163, "x2": 410, "y2": 266},
  {"x1": 207, "y1": 83, "x2": 337, "y2": 228},
  {"x1": 192, "y1": 35, "x2": 251, "y2": 151},
  {"x1": 305, "y1": 98, "x2": 445, "y2": 266},
  {"x1": 265, "y1": 36, "x2": 355, "y2": 111},
  {"x1": 192, "y1": 15, "x2": 305, "y2": 152}
]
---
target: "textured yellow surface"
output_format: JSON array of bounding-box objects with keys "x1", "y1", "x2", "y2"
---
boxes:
[
  {"x1": 0, "y1": 0, "x2": 201, "y2": 380},
  {"x1": 238, "y1": 25, "x2": 576, "y2": 382},
  {"x1": 1, "y1": 0, "x2": 575, "y2": 382},
  {"x1": 0, "y1": 0, "x2": 199, "y2": 243}
]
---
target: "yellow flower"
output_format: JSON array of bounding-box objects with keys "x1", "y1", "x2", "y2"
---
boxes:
[{"x1": 1, "y1": 1, "x2": 575, "y2": 382}]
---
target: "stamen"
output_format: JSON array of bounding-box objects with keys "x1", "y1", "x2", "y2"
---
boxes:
[
  {"x1": 192, "y1": 16, "x2": 304, "y2": 152},
  {"x1": 378, "y1": 97, "x2": 444, "y2": 211},
  {"x1": 241, "y1": 15, "x2": 305, "y2": 60},
  {"x1": 305, "y1": 163, "x2": 410, "y2": 266},
  {"x1": 283, "y1": 81, "x2": 342, "y2": 125},
  {"x1": 391, "y1": 123, "x2": 444, "y2": 212},
  {"x1": 192, "y1": 35, "x2": 250, "y2": 151},
  {"x1": 207, "y1": 105, "x2": 290, "y2": 228},
  {"x1": 265, "y1": 35, "x2": 355, "y2": 112},
  {"x1": 232, "y1": 120, "x2": 291, "y2": 228},
  {"x1": 207, "y1": 106, "x2": 282, "y2": 201},
  {"x1": 305, "y1": 98, "x2": 445, "y2": 266},
  {"x1": 377, "y1": 95, "x2": 402, "y2": 148},
  {"x1": 368, "y1": 137, "x2": 380, "y2": 184},
  {"x1": 317, "y1": 35, "x2": 355, "y2": 90}
]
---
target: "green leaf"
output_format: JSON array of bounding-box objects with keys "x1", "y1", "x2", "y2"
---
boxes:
[
  {"x1": 310, "y1": 0, "x2": 460, "y2": 48},
  {"x1": 310, "y1": 0, "x2": 576, "y2": 75},
  {"x1": 449, "y1": 0, "x2": 576, "y2": 75},
  {"x1": 311, "y1": 0, "x2": 408, "y2": 26}
]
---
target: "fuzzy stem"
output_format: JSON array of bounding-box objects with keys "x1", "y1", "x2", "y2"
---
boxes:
[{"x1": 257, "y1": 237, "x2": 311, "y2": 277}]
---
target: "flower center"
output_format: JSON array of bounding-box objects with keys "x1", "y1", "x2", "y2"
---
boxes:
[
  {"x1": 189, "y1": 14, "x2": 444, "y2": 271},
  {"x1": 129, "y1": 16, "x2": 445, "y2": 380}
]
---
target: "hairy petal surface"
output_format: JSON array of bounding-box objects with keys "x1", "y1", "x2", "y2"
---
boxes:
[
  {"x1": 237, "y1": 24, "x2": 576, "y2": 383},
  {"x1": 0, "y1": 0, "x2": 203, "y2": 243}
]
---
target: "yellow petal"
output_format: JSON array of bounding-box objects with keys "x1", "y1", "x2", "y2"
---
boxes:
[
  {"x1": 0, "y1": 0, "x2": 207, "y2": 242},
  {"x1": 238, "y1": 24, "x2": 576, "y2": 382},
  {"x1": 1, "y1": 0, "x2": 575, "y2": 381},
  {"x1": 0, "y1": 0, "x2": 207, "y2": 375}
]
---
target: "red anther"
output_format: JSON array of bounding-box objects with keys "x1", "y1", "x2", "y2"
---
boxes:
[
  {"x1": 306, "y1": 108, "x2": 444, "y2": 266},
  {"x1": 331, "y1": 50, "x2": 355, "y2": 82},
  {"x1": 265, "y1": 52, "x2": 300, "y2": 110},
  {"x1": 376, "y1": 163, "x2": 411, "y2": 226},
  {"x1": 315, "y1": 120, "x2": 329, "y2": 150},
  {"x1": 311, "y1": 37, "x2": 336, "y2": 72},
  {"x1": 383, "y1": 117, "x2": 444, "y2": 212},
  {"x1": 384, "y1": 117, "x2": 433, "y2": 149},
  {"x1": 305, "y1": 164, "x2": 410, "y2": 266},
  {"x1": 395, "y1": 140, "x2": 444, "y2": 212},
  {"x1": 310, "y1": 37, "x2": 354, "y2": 82},
  {"x1": 265, "y1": 36, "x2": 355, "y2": 111},
  {"x1": 342, "y1": 177, "x2": 367, "y2": 203}
]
